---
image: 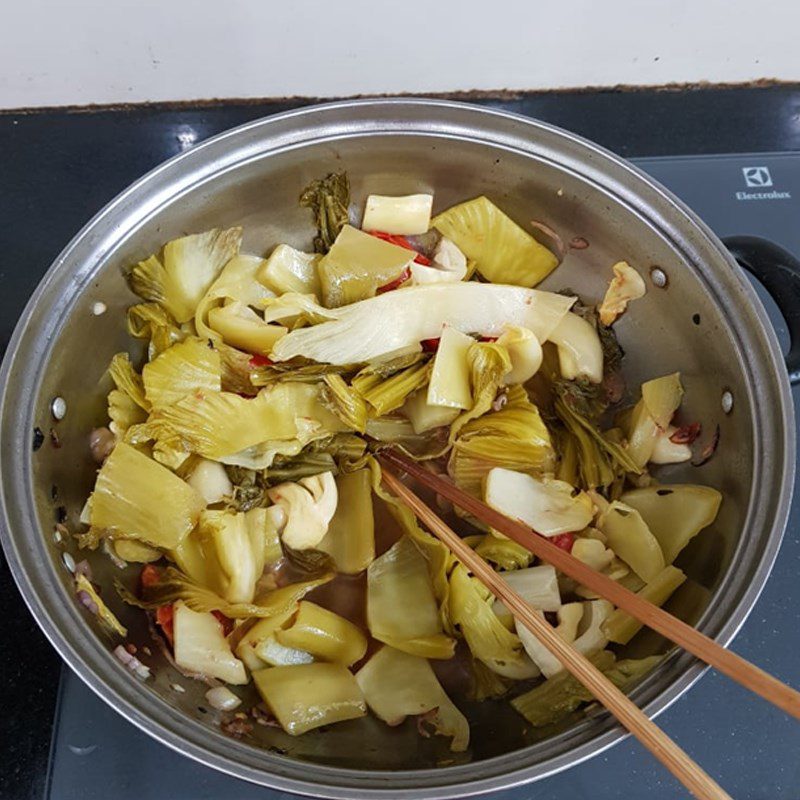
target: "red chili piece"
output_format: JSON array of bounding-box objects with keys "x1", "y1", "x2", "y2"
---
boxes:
[
  {"x1": 248, "y1": 354, "x2": 273, "y2": 368},
  {"x1": 421, "y1": 338, "x2": 441, "y2": 353},
  {"x1": 368, "y1": 230, "x2": 431, "y2": 265},
  {"x1": 377, "y1": 266, "x2": 412, "y2": 294},
  {"x1": 669, "y1": 422, "x2": 701, "y2": 444},
  {"x1": 550, "y1": 532, "x2": 575, "y2": 552}
]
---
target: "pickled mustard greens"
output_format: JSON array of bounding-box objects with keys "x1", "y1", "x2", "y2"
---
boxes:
[{"x1": 74, "y1": 176, "x2": 722, "y2": 753}]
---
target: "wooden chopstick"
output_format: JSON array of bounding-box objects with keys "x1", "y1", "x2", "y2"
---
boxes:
[
  {"x1": 380, "y1": 449, "x2": 800, "y2": 722},
  {"x1": 380, "y1": 468, "x2": 731, "y2": 800}
]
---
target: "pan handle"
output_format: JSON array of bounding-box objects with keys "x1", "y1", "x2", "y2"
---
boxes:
[{"x1": 724, "y1": 235, "x2": 800, "y2": 385}]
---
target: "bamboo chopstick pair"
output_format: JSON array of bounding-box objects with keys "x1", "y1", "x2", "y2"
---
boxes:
[{"x1": 379, "y1": 450, "x2": 800, "y2": 800}]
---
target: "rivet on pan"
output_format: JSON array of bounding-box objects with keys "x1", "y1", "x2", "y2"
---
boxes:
[
  {"x1": 51, "y1": 397, "x2": 67, "y2": 420},
  {"x1": 92, "y1": 302, "x2": 107, "y2": 316},
  {"x1": 650, "y1": 267, "x2": 668, "y2": 288},
  {"x1": 721, "y1": 390, "x2": 734, "y2": 414},
  {"x1": 62, "y1": 551, "x2": 76, "y2": 573}
]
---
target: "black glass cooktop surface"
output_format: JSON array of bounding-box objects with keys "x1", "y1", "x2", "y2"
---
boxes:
[{"x1": 2, "y1": 88, "x2": 800, "y2": 800}]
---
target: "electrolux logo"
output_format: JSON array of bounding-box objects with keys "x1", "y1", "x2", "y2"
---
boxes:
[
  {"x1": 736, "y1": 166, "x2": 791, "y2": 201},
  {"x1": 742, "y1": 166, "x2": 772, "y2": 187}
]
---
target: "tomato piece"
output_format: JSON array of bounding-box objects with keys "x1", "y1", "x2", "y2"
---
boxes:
[
  {"x1": 377, "y1": 266, "x2": 412, "y2": 294},
  {"x1": 550, "y1": 532, "x2": 575, "y2": 552},
  {"x1": 248, "y1": 354, "x2": 273, "y2": 368},
  {"x1": 212, "y1": 610, "x2": 234, "y2": 637},
  {"x1": 139, "y1": 564, "x2": 161, "y2": 590},
  {"x1": 155, "y1": 603, "x2": 175, "y2": 647}
]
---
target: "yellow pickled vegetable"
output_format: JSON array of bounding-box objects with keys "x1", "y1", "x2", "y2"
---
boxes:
[
  {"x1": 603, "y1": 565, "x2": 687, "y2": 644},
  {"x1": 317, "y1": 469, "x2": 375, "y2": 574},
  {"x1": 235, "y1": 608, "x2": 313, "y2": 670},
  {"x1": 318, "y1": 225, "x2": 414, "y2": 307},
  {"x1": 112, "y1": 539, "x2": 161, "y2": 564},
  {"x1": 207, "y1": 303, "x2": 287, "y2": 356},
  {"x1": 402, "y1": 389, "x2": 460, "y2": 434},
  {"x1": 90, "y1": 442, "x2": 204, "y2": 550},
  {"x1": 259, "y1": 244, "x2": 321, "y2": 297},
  {"x1": 427, "y1": 326, "x2": 474, "y2": 409},
  {"x1": 432, "y1": 196, "x2": 558, "y2": 287},
  {"x1": 621, "y1": 484, "x2": 722, "y2": 564},
  {"x1": 173, "y1": 601, "x2": 247, "y2": 684},
  {"x1": 355, "y1": 646, "x2": 469, "y2": 752},
  {"x1": 367, "y1": 536, "x2": 455, "y2": 659},
  {"x1": 600, "y1": 501, "x2": 665, "y2": 582},
  {"x1": 129, "y1": 227, "x2": 242, "y2": 323},
  {"x1": 276, "y1": 601, "x2": 367, "y2": 665},
  {"x1": 253, "y1": 662, "x2": 367, "y2": 735},
  {"x1": 362, "y1": 194, "x2": 433, "y2": 235},
  {"x1": 142, "y1": 337, "x2": 221, "y2": 410},
  {"x1": 448, "y1": 564, "x2": 538, "y2": 679}
]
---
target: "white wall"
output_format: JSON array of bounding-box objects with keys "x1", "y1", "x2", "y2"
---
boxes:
[{"x1": 1, "y1": 0, "x2": 798, "y2": 110}]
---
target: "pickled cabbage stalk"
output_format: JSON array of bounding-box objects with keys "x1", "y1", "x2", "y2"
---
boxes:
[
  {"x1": 90, "y1": 442, "x2": 204, "y2": 549},
  {"x1": 194, "y1": 253, "x2": 274, "y2": 339},
  {"x1": 235, "y1": 608, "x2": 313, "y2": 670},
  {"x1": 402, "y1": 390, "x2": 460, "y2": 434},
  {"x1": 485, "y1": 468, "x2": 593, "y2": 537},
  {"x1": 548, "y1": 312, "x2": 604, "y2": 384},
  {"x1": 199, "y1": 508, "x2": 271, "y2": 604},
  {"x1": 253, "y1": 662, "x2": 367, "y2": 735},
  {"x1": 259, "y1": 244, "x2": 321, "y2": 297},
  {"x1": 186, "y1": 459, "x2": 232, "y2": 504},
  {"x1": 492, "y1": 565, "x2": 562, "y2": 623},
  {"x1": 271, "y1": 284, "x2": 575, "y2": 365},
  {"x1": 448, "y1": 564, "x2": 538, "y2": 679},
  {"x1": 621, "y1": 484, "x2": 722, "y2": 564},
  {"x1": 317, "y1": 469, "x2": 375, "y2": 573},
  {"x1": 276, "y1": 601, "x2": 367, "y2": 665},
  {"x1": 207, "y1": 303, "x2": 287, "y2": 356},
  {"x1": 362, "y1": 194, "x2": 433, "y2": 235},
  {"x1": 318, "y1": 225, "x2": 415, "y2": 307},
  {"x1": 432, "y1": 196, "x2": 558, "y2": 287},
  {"x1": 427, "y1": 326, "x2": 473, "y2": 409},
  {"x1": 367, "y1": 537, "x2": 455, "y2": 659},
  {"x1": 496, "y1": 325, "x2": 543, "y2": 384},
  {"x1": 173, "y1": 601, "x2": 247, "y2": 684},
  {"x1": 603, "y1": 565, "x2": 687, "y2": 644},
  {"x1": 599, "y1": 501, "x2": 665, "y2": 582},
  {"x1": 356, "y1": 646, "x2": 469, "y2": 752},
  {"x1": 625, "y1": 373, "x2": 684, "y2": 468}
]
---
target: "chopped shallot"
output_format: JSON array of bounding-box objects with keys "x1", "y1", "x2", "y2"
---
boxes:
[
  {"x1": 206, "y1": 686, "x2": 242, "y2": 711},
  {"x1": 113, "y1": 644, "x2": 151, "y2": 680}
]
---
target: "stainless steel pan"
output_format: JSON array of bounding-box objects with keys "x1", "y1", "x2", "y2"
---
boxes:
[{"x1": 0, "y1": 99, "x2": 795, "y2": 798}]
